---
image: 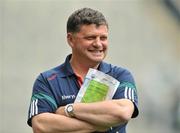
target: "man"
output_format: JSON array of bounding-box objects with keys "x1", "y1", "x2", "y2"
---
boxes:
[{"x1": 27, "y1": 8, "x2": 139, "y2": 133}]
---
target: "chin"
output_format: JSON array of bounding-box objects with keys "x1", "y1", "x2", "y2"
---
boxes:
[
  {"x1": 90, "y1": 57, "x2": 104, "y2": 63},
  {"x1": 86, "y1": 54, "x2": 106, "y2": 63}
]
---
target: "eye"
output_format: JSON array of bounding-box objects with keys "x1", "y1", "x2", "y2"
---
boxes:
[
  {"x1": 100, "y1": 36, "x2": 107, "y2": 41},
  {"x1": 85, "y1": 36, "x2": 96, "y2": 40}
]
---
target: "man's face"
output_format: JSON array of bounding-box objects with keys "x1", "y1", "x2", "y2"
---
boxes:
[{"x1": 68, "y1": 24, "x2": 108, "y2": 64}]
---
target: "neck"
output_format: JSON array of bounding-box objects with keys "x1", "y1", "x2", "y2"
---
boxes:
[{"x1": 70, "y1": 56, "x2": 99, "y2": 79}]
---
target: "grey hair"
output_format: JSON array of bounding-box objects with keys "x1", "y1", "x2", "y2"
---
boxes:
[{"x1": 67, "y1": 8, "x2": 108, "y2": 33}]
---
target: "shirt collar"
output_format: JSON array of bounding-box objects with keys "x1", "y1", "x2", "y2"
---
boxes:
[
  {"x1": 98, "y1": 61, "x2": 111, "y2": 74},
  {"x1": 59, "y1": 54, "x2": 111, "y2": 77},
  {"x1": 59, "y1": 54, "x2": 74, "y2": 77}
]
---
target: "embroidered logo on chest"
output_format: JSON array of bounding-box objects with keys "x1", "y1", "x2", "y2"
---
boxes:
[{"x1": 62, "y1": 95, "x2": 76, "y2": 100}]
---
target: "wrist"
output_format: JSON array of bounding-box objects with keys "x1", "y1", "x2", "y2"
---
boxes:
[{"x1": 64, "y1": 103, "x2": 75, "y2": 117}]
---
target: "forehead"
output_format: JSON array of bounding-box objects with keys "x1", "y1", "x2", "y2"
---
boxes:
[{"x1": 77, "y1": 24, "x2": 108, "y2": 35}]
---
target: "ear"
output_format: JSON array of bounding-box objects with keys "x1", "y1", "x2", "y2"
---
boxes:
[{"x1": 67, "y1": 33, "x2": 75, "y2": 48}]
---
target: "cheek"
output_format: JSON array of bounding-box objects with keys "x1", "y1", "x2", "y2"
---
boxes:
[
  {"x1": 76, "y1": 43, "x2": 88, "y2": 51},
  {"x1": 103, "y1": 42, "x2": 108, "y2": 49},
  {"x1": 79, "y1": 41, "x2": 92, "y2": 49}
]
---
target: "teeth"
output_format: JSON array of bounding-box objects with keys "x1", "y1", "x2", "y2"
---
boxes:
[
  {"x1": 93, "y1": 51, "x2": 101, "y2": 53},
  {"x1": 89, "y1": 50, "x2": 102, "y2": 52}
]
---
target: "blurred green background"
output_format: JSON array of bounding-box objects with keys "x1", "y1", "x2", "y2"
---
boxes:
[{"x1": 0, "y1": 0, "x2": 180, "y2": 133}]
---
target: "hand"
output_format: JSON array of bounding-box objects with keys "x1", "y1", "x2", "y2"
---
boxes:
[
  {"x1": 55, "y1": 106, "x2": 66, "y2": 116},
  {"x1": 95, "y1": 126, "x2": 110, "y2": 132}
]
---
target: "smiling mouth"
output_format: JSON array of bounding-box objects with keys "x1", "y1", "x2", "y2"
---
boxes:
[{"x1": 88, "y1": 50, "x2": 103, "y2": 53}]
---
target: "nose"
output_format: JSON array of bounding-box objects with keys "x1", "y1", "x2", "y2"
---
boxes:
[{"x1": 93, "y1": 37, "x2": 102, "y2": 48}]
